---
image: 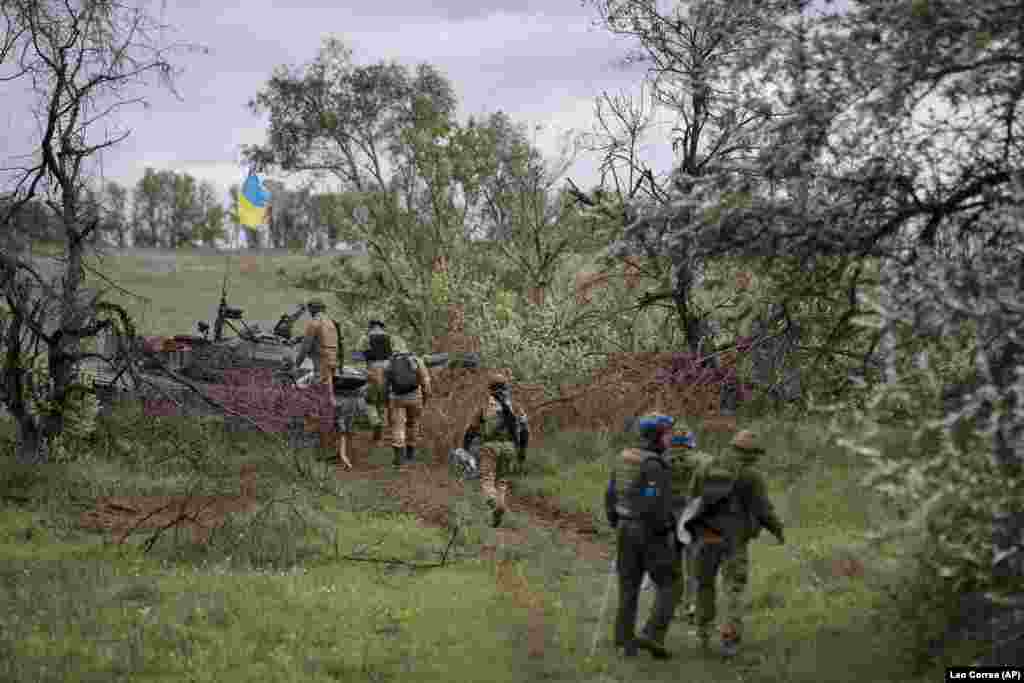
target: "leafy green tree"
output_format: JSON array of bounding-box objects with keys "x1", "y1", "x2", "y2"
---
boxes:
[
  {"x1": 132, "y1": 167, "x2": 164, "y2": 247},
  {"x1": 471, "y1": 112, "x2": 593, "y2": 302},
  {"x1": 101, "y1": 180, "x2": 129, "y2": 248},
  {"x1": 193, "y1": 180, "x2": 226, "y2": 246},
  {"x1": 599, "y1": 0, "x2": 1023, "y2": 623},
  {"x1": 245, "y1": 37, "x2": 494, "y2": 347}
]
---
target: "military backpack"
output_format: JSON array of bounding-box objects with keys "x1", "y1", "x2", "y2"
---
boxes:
[
  {"x1": 681, "y1": 456, "x2": 749, "y2": 543},
  {"x1": 388, "y1": 352, "x2": 420, "y2": 394},
  {"x1": 621, "y1": 452, "x2": 674, "y2": 529},
  {"x1": 367, "y1": 330, "x2": 392, "y2": 362}
]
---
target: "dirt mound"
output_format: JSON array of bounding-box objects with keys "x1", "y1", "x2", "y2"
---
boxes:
[{"x1": 79, "y1": 464, "x2": 258, "y2": 544}]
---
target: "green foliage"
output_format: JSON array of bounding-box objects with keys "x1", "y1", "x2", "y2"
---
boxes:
[{"x1": 823, "y1": 344, "x2": 1022, "y2": 600}]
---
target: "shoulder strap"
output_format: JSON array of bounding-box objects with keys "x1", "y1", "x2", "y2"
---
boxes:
[
  {"x1": 642, "y1": 455, "x2": 668, "y2": 469},
  {"x1": 332, "y1": 319, "x2": 343, "y2": 364}
]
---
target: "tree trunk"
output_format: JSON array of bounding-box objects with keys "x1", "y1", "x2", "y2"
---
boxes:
[{"x1": 14, "y1": 415, "x2": 49, "y2": 465}]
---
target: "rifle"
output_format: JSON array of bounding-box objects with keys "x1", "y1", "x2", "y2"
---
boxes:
[
  {"x1": 212, "y1": 258, "x2": 244, "y2": 342},
  {"x1": 494, "y1": 391, "x2": 528, "y2": 451}
]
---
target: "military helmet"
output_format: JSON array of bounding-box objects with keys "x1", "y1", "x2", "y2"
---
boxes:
[
  {"x1": 731, "y1": 430, "x2": 764, "y2": 452},
  {"x1": 367, "y1": 319, "x2": 385, "y2": 329},
  {"x1": 636, "y1": 413, "x2": 674, "y2": 440},
  {"x1": 307, "y1": 298, "x2": 326, "y2": 311}
]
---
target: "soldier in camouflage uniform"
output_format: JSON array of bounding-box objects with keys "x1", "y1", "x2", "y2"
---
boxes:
[
  {"x1": 689, "y1": 430, "x2": 785, "y2": 657},
  {"x1": 462, "y1": 371, "x2": 528, "y2": 528}
]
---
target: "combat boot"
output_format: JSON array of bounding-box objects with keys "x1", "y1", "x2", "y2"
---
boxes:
[
  {"x1": 635, "y1": 635, "x2": 672, "y2": 660},
  {"x1": 720, "y1": 623, "x2": 741, "y2": 658},
  {"x1": 392, "y1": 447, "x2": 403, "y2": 469},
  {"x1": 405, "y1": 445, "x2": 416, "y2": 462}
]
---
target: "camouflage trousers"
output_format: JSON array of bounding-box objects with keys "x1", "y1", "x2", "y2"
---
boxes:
[
  {"x1": 693, "y1": 538, "x2": 750, "y2": 643},
  {"x1": 477, "y1": 441, "x2": 516, "y2": 515}
]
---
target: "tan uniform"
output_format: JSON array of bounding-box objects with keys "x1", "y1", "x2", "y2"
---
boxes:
[
  {"x1": 386, "y1": 354, "x2": 432, "y2": 450},
  {"x1": 297, "y1": 316, "x2": 348, "y2": 466},
  {"x1": 302, "y1": 317, "x2": 339, "y2": 385}
]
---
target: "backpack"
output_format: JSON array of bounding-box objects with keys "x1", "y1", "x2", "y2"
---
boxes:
[
  {"x1": 622, "y1": 453, "x2": 674, "y2": 529},
  {"x1": 367, "y1": 331, "x2": 392, "y2": 362},
  {"x1": 388, "y1": 352, "x2": 420, "y2": 394},
  {"x1": 685, "y1": 457, "x2": 747, "y2": 540}
]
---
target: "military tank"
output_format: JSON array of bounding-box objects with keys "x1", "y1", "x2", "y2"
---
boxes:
[{"x1": 87, "y1": 271, "x2": 479, "y2": 413}]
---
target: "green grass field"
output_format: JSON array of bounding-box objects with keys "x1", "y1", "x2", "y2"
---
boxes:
[{"x1": 0, "y1": 248, "x2": 970, "y2": 682}]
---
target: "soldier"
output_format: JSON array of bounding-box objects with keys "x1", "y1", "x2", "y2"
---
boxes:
[
  {"x1": 639, "y1": 425, "x2": 710, "y2": 650},
  {"x1": 292, "y1": 298, "x2": 344, "y2": 463},
  {"x1": 605, "y1": 413, "x2": 679, "y2": 659},
  {"x1": 384, "y1": 346, "x2": 432, "y2": 469},
  {"x1": 687, "y1": 429, "x2": 785, "y2": 657},
  {"x1": 364, "y1": 319, "x2": 392, "y2": 443},
  {"x1": 462, "y1": 371, "x2": 529, "y2": 528}
]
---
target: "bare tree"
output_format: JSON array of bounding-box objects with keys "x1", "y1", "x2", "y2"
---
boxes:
[
  {"x1": 0, "y1": 0, "x2": 201, "y2": 463},
  {"x1": 574, "y1": 0, "x2": 803, "y2": 364}
]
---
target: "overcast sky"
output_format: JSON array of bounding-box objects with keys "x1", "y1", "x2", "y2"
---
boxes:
[
  {"x1": 1, "y1": 1, "x2": 665, "y2": 205},
  {"x1": 2, "y1": 1, "x2": 844, "y2": 209}
]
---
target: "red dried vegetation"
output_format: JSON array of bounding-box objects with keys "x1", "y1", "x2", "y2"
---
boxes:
[{"x1": 79, "y1": 464, "x2": 258, "y2": 544}]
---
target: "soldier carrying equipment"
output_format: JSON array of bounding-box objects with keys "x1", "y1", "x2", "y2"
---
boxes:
[
  {"x1": 461, "y1": 371, "x2": 529, "y2": 527},
  {"x1": 688, "y1": 430, "x2": 785, "y2": 658},
  {"x1": 606, "y1": 413, "x2": 679, "y2": 660},
  {"x1": 489, "y1": 376, "x2": 529, "y2": 469},
  {"x1": 364, "y1": 318, "x2": 391, "y2": 443},
  {"x1": 384, "y1": 349, "x2": 432, "y2": 468}
]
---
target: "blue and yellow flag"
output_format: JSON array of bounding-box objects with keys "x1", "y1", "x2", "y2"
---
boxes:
[{"x1": 237, "y1": 170, "x2": 270, "y2": 226}]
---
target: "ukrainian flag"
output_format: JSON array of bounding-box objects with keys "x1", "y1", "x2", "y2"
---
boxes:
[{"x1": 237, "y1": 170, "x2": 271, "y2": 226}]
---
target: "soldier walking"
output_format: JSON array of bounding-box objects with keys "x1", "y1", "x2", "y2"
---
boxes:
[
  {"x1": 384, "y1": 347, "x2": 432, "y2": 469},
  {"x1": 686, "y1": 430, "x2": 785, "y2": 657},
  {"x1": 605, "y1": 413, "x2": 679, "y2": 659},
  {"x1": 292, "y1": 298, "x2": 348, "y2": 467},
  {"x1": 462, "y1": 371, "x2": 530, "y2": 527}
]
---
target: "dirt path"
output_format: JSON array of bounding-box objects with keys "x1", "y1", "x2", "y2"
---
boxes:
[{"x1": 332, "y1": 443, "x2": 611, "y2": 562}]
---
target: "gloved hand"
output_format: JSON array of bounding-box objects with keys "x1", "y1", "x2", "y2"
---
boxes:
[
  {"x1": 605, "y1": 476, "x2": 618, "y2": 528},
  {"x1": 607, "y1": 510, "x2": 619, "y2": 529}
]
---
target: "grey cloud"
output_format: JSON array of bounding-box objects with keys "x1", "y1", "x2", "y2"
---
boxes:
[{"x1": 2, "y1": 2, "x2": 675, "y2": 201}]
